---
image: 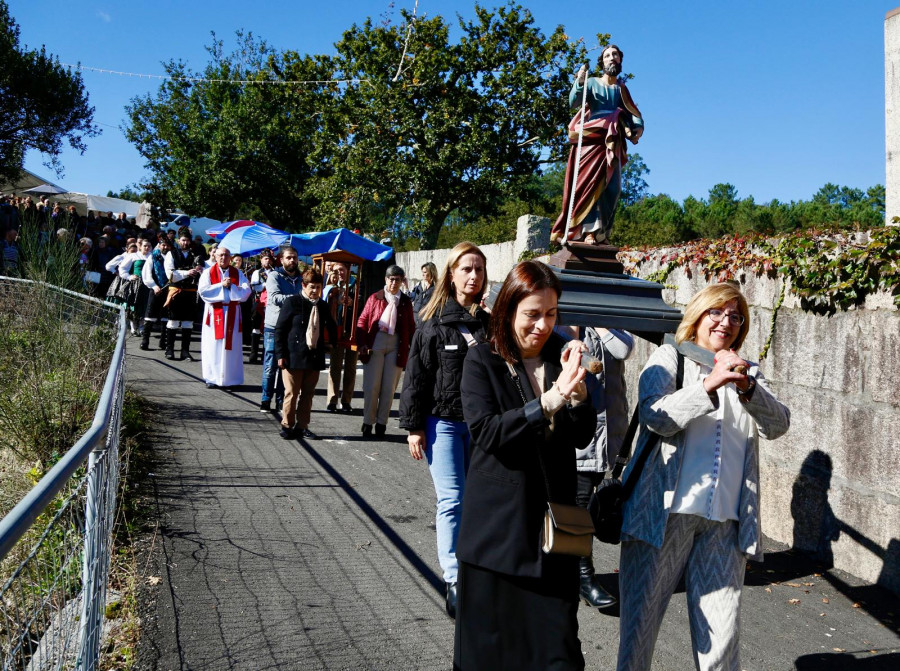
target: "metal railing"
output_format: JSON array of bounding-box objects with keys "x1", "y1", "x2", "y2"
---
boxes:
[{"x1": 0, "y1": 277, "x2": 127, "y2": 671}]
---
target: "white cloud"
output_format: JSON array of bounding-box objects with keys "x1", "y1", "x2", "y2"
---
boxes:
[{"x1": 97, "y1": 11, "x2": 111, "y2": 23}]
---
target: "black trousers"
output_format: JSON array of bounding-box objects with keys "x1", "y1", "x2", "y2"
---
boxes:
[
  {"x1": 144, "y1": 288, "x2": 169, "y2": 321},
  {"x1": 575, "y1": 471, "x2": 605, "y2": 509},
  {"x1": 167, "y1": 289, "x2": 197, "y2": 322}
]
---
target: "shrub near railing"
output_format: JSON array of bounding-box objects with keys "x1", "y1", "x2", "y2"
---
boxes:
[
  {"x1": 0, "y1": 277, "x2": 124, "y2": 670},
  {"x1": 0, "y1": 280, "x2": 117, "y2": 577},
  {"x1": 0, "y1": 282, "x2": 115, "y2": 474}
]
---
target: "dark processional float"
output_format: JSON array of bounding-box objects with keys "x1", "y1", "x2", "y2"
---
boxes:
[{"x1": 546, "y1": 45, "x2": 683, "y2": 346}]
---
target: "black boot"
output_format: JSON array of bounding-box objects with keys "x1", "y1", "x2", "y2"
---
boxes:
[
  {"x1": 445, "y1": 582, "x2": 458, "y2": 619},
  {"x1": 180, "y1": 328, "x2": 196, "y2": 362},
  {"x1": 164, "y1": 328, "x2": 176, "y2": 360},
  {"x1": 578, "y1": 556, "x2": 616, "y2": 610},
  {"x1": 248, "y1": 332, "x2": 261, "y2": 364},
  {"x1": 139, "y1": 324, "x2": 152, "y2": 350}
]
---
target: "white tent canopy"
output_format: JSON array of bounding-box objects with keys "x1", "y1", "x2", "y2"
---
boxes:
[
  {"x1": 53, "y1": 192, "x2": 142, "y2": 218},
  {"x1": 0, "y1": 168, "x2": 65, "y2": 195}
]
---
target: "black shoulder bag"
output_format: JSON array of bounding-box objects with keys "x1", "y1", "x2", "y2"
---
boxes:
[{"x1": 589, "y1": 351, "x2": 684, "y2": 544}]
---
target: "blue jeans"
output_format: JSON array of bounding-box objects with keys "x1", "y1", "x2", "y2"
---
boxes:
[
  {"x1": 261, "y1": 327, "x2": 283, "y2": 404},
  {"x1": 425, "y1": 416, "x2": 470, "y2": 584}
]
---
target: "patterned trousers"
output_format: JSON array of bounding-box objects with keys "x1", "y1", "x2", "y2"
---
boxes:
[{"x1": 617, "y1": 513, "x2": 745, "y2": 671}]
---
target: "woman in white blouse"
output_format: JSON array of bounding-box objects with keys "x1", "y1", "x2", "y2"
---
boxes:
[
  {"x1": 617, "y1": 283, "x2": 790, "y2": 671},
  {"x1": 118, "y1": 239, "x2": 152, "y2": 335}
]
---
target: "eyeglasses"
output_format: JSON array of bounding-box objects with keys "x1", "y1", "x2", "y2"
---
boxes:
[
  {"x1": 386, "y1": 276, "x2": 403, "y2": 282},
  {"x1": 706, "y1": 308, "x2": 745, "y2": 327}
]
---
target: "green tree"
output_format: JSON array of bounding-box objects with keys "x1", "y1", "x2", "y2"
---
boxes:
[
  {"x1": 125, "y1": 33, "x2": 334, "y2": 229},
  {"x1": 313, "y1": 3, "x2": 593, "y2": 248},
  {"x1": 0, "y1": 1, "x2": 98, "y2": 183},
  {"x1": 866, "y1": 184, "x2": 885, "y2": 215},
  {"x1": 107, "y1": 188, "x2": 144, "y2": 202},
  {"x1": 611, "y1": 193, "x2": 686, "y2": 247},
  {"x1": 620, "y1": 152, "x2": 649, "y2": 206}
]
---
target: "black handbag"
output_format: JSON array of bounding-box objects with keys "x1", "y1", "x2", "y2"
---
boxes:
[{"x1": 588, "y1": 352, "x2": 683, "y2": 544}]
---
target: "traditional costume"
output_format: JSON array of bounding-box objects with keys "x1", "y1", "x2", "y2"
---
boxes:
[
  {"x1": 141, "y1": 247, "x2": 171, "y2": 351},
  {"x1": 118, "y1": 250, "x2": 151, "y2": 335},
  {"x1": 164, "y1": 245, "x2": 205, "y2": 360},
  {"x1": 198, "y1": 263, "x2": 251, "y2": 387}
]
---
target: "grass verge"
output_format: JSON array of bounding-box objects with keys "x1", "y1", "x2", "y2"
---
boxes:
[{"x1": 99, "y1": 389, "x2": 156, "y2": 670}]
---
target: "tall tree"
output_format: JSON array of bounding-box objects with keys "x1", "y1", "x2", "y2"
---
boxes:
[
  {"x1": 313, "y1": 3, "x2": 592, "y2": 248},
  {"x1": 620, "y1": 153, "x2": 650, "y2": 206},
  {"x1": 0, "y1": 1, "x2": 98, "y2": 183},
  {"x1": 125, "y1": 33, "x2": 334, "y2": 229}
]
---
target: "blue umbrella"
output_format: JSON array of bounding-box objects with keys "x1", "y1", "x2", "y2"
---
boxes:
[
  {"x1": 217, "y1": 225, "x2": 289, "y2": 256},
  {"x1": 287, "y1": 228, "x2": 394, "y2": 262}
]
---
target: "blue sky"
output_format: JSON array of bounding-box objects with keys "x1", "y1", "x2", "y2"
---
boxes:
[{"x1": 9, "y1": 0, "x2": 895, "y2": 206}]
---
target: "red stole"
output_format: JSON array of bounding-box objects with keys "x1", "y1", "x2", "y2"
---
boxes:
[{"x1": 205, "y1": 264, "x2": 241, "y2": 350}]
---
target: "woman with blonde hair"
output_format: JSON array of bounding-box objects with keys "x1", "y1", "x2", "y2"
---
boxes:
[
  {"x1": 410, "y1": 261, "x2": 438, "y2": 327},
  {"x1": 617, "y1": 282, "x2": 790, "y2": 671},
  {"x1": 398, "y1": 242, "x2": 488, "y2": 618}
]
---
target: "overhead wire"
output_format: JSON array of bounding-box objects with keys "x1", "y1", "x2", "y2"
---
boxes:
[
  {"x1": 60, "y1": 63, "x2": 366, "y2": 86},
  {"x1": 59, "y1": 0, "x2": 608, "y2": 91}
]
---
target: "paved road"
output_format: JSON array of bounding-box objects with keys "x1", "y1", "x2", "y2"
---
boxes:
[{"x1": 129, "y1": 341, "x2": 899, "y2": 670}]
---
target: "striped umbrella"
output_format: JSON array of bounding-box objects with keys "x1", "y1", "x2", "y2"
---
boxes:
[{"x1": 205, "y1": 219, "x2": 279, "y2": 239}]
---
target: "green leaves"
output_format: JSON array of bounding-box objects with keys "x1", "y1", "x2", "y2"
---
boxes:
[
  {"x1": 623, "y1": 226, "x2": 900, "y2": 316},
  {"x1": 0, "y1": 1, "x2": 99, "y2": 182},
  {"x1": 311, "y1": 2, "x2": 588, "y2": 247},
  {"x1": 125, "y1": 33, "x2": 334, "y2": 228}
]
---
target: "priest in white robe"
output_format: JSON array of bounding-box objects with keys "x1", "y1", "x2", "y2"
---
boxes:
[{"x1": 198, "y1": 246, "x2": 252, "y2": 388}]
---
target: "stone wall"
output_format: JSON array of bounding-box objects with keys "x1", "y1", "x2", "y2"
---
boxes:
[
  {"x1": 394, "y1": 214, "x2": 550, "y2": 285},
  {"x1": 395, "y1": 218, "x2": 899, "y2": 593}
]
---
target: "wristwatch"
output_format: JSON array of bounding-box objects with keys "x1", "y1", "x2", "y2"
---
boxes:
[{"x1": 736, "y1": 376, "x2": 757, "y2": 401}]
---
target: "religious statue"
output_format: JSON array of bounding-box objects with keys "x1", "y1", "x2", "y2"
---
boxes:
[{"x1": 551, "y1": 45, "x2": 644, "y2": 245}]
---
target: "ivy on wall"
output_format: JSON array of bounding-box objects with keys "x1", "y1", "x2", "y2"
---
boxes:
[{"x1": 619, "y1": 226, "x2": 900, "y2": 358}]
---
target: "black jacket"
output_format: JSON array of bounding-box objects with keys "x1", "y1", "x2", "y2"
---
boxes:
[
  {"x1": 273, "y1": 295, "x2": 337, "y2": 371},
  {"x1": 457, "y1": 336, "x2": 596, "y2": 580},
  {"x1": 398, "y1": 297, "x2": 489, "y2": 431},
  {"x1": 410, "y1": 282, "x2": 435, "y2": 327}
]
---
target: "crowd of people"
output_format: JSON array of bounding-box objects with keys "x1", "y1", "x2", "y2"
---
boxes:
[
  {"x1": 243, "y1": 238, "x2": 790, "y2": 671},
  {"x1": 1, "y1": 195, "x2": 792, "y2": 670}
]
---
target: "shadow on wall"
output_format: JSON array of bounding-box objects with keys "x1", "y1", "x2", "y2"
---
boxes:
[{"x1": 787, "y1": 449, "x2": 899, "y2": 632}]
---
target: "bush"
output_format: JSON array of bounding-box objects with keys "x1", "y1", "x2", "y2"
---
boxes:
[{"x1": 0, "y1": 280, "x2": 117, "y2": 481}]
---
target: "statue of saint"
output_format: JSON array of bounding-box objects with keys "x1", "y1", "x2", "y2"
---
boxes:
[{"x1": 551, "y1": 45, "x2": 644, "y2": 245}]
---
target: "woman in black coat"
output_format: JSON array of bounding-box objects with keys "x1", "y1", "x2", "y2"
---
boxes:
[
  {"x1": 399, "y1": 242, "x2": 488, "y2": 618},
  {"x1": 454, "y1": 261, "x2": 596, "y2": 671},
  {"x1": 274, "y1": 268, "x2": 337, "y2": 440}
]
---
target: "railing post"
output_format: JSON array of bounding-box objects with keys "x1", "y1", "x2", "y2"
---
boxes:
[{"x1": 78, "y1": 448, "x2": 102, "y2": 671}]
